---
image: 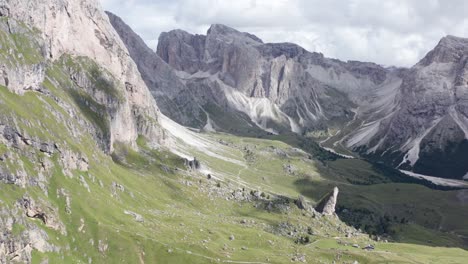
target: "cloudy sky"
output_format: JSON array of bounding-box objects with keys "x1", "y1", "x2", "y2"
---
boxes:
[{"x1": 100, "y1": 0, "x2": 468, "y2": 67}]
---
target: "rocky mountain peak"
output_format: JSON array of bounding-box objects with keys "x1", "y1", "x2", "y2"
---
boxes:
[
  {"x1": 315, "y1": 187, "x2": 339, "y2": 215},
  {"x1": 439, "y1": 35, "x2": 468, "y2": 47},
  {"x1": 207, "y1": 23, "x2": 263, "y2": 44},
  {"x1": 207, "y1": 24, "x2": 239, "y2": 35},
  {"x1": 419, "y1": 35, "x2": 468, "y2": 66}
]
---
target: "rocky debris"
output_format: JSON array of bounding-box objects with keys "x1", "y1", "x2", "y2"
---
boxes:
[
  {"x1": 0, "y1": 227, "x2": 58, "y2": 263},
  {"x1": 0, "y1": 165, "x2": 26, "y2": 186},
  {"x1": 161, "y1": 165, "x2": 171, "y2": 173},
  {"x1": 79, "y1": 175, "x2": 91, "y2": 193},
  {"x1": 185, "y1": 157, "x2": 200, "y2": 171},
  {"x1": 265, "y1": 198, "x2": 291, "y2": 214},
  {"x1": 283, "y1": 164, "x2": 297, "y2": 175},
  {"x1": 39, "y1": 157, "x2": 54, "y2": 172},
  {"x1": 98, "y1": 240, "x2": 109, "y2": 254},
  {"x1": 251, "y1": 190, "x2": 264, "y2": 199},
  {"x1": 57, "y1": 188, "x2": 72, "y2": 214},
  {"x1": 124, "y1": 210, "x2": 144, "y2": 223},
  {"x1": 20, "y1": 197, "x2": 66, "y2": 234},
  {"x1": 229, "y1": 235, "x2": 235, "y2": 241},
  {"x1": 315, "y1": 187, "x2": 339, "y2": 215},
  {"x1": 363, "y1": 244, "x2": 375, "y2": 251},
  {"x1": 0, "y1": 201, "x2": 60, "y2": 264},
  {"x1": 78, "y1": 218, "x2": 85, "y2": 233},
  {"x1": 0, "y1": 123, "x2": 90, "y2": 186},
  {"x1": 39, "y1": 143, "x2": 54, "y2": 156},
  {"x1": 295, "y1": 195, "x2": 318, "y2": 216},
  {"x1": 1, "y1": 124, "x2": 30, "y2": 149},
  {"x1": 274, "y1": 148, "x2": 289, "y2": 159},
  {"x1": 291, "y1": 253, "x2": 306, "y2": 262},
  {"x1": 60, "y1": 149, "x2": 89, "y2": 177},
  {"x1": 111, "y1": 182, "x2": 125, "y2": 197}
]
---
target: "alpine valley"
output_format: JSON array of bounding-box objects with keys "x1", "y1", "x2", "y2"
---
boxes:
[{"x1": 0, "y1": 0, "x2": 468, "y2": 263}]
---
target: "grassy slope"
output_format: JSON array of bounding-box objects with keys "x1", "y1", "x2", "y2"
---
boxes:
[
  {"x1": 178, "y1": 132, "x2": 468, "y2": 248},
  {"x1": 0, "y1": 17, "x2": 467, "y2": 264}
]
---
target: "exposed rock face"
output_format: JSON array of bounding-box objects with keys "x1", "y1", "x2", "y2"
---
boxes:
[
  {"x1": 0, "y1": 0, "x2": 165, "y2": 150},
  {"x1": 295, "y1": 195, "x2": 318, "y2": 216},
  {"x1": 0, "y1": 198, "x2": 61, "y2": 263},
  {"x1": 106, "y1": 12, "x2": 206, "y2": 128},
  {"x1": 21, "y1": 197, "x2": 66, "y2": 234},
  {"x1": 155, "y1": 24, "x2": 391, "y2": 134},
  {"x1": 315, "y1": 187, "x2": 339, "y2": 215},
  {"x1": 111, "y1": 18, "x2": 394, "y2": 135},
  {"x1": 345, "y1": 36, "x2": 468, "y2": 179},
  {"x1": 185, "y1": 157, "x2": 201, "y2": 171},
  {"x1": 109, "y1": 17, "x2": 468, "y2": 178}
]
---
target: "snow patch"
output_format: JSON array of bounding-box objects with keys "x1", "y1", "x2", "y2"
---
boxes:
[{"x1": 400, "y1": 170, "x2": 468, "y2": 188}]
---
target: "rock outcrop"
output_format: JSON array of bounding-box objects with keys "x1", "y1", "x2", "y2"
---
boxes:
[
  {"x1": 185, "y1": 157, "x2": 201, "y2": 171},
  {"x1": 0, "y1": 0, "x2": 165, "y2": 150},
  {"x1": 0, "y1": 197, "x2": 61, "y2": 263},
  {"x1": 315, "y1": 187, "x2": 339, "y2": 215},
  {"x1": 106, "y1": 11, "x2": 206, "y2": 128}
]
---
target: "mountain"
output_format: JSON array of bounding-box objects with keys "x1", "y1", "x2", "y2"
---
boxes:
[
  {"x1": 154, "y1": 24, "x2": 401, "y2": 136},
  {"x1": 111, "y1": 16, "x2": 397, "y2": 136},
  {"x1": 2, "y1": 2, "x2": 468, "y2": 263},
  {"x1": 0, "y1": 0, "x2": 164, "y2": 152},
  {"x1": 344, "y1": 36, "x2": 468, "y2": 179},
  {"x1": 110, "y1": 18, "x2": 468, "y2": 180}
]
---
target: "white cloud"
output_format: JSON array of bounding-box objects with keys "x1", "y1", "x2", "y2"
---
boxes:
[{"x1": 101, "y1": 0, "x2": 468, "y2": 67}]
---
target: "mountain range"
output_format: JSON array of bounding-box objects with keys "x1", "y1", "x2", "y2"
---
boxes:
[
  {"x1": 109, "y1": 12, "x2": 468, "y2": 180},
  {"x1": 1, "y1": 0, "x2": 468, "y2": 263}
]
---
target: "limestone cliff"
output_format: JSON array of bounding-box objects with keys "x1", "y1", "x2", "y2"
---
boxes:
[{"x1": 0, "y1": 0, "x2": 165, "y2": 151}]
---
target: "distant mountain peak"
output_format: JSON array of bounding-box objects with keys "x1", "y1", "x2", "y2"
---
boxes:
[
  {"x1": 207, "y1": 24, "x2": 239, "y2": 35},
  {"x1": 419, "y1": 35, "x2": 468, "y2": 66},
  {"x1": 207, "y1": 23, "x2": 263, "y2": 44},
  {"x1": 439, "y1": 35, "x2": 468, "y2": 45}
]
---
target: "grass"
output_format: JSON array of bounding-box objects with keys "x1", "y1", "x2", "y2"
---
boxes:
[
  {"x1": 0, "y1": 18, "x2": 43, "y2": 65},
  {"x1": 1, "y1": 19, "x2": 468, "y2": 264}
]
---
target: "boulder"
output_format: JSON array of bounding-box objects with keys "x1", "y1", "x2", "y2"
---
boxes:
[{"x1": 315, "y1": 187, "x2": 339, "y2": 215}]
